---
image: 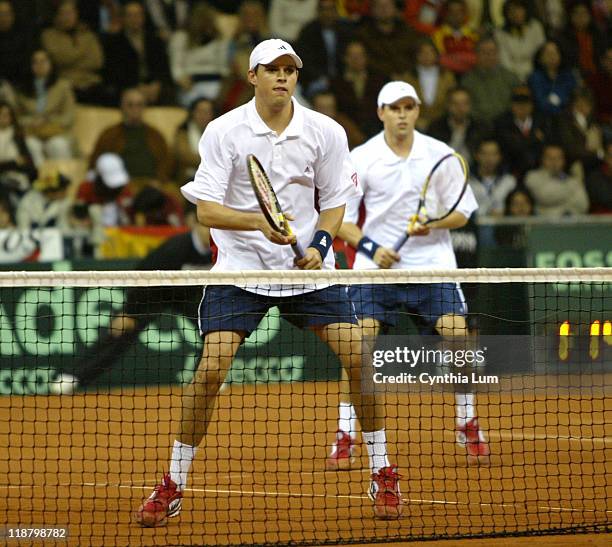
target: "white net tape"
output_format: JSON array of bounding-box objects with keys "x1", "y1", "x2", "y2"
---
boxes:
[{"x1": 0, "y1": 267, "x2": 610, "y2": 287}]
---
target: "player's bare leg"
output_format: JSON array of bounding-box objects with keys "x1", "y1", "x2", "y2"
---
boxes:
[
  {"x1": 135, "y1": 330, "x2": 245, "y2": 527},
  {"x1": 436, "y1": 314, "x2": 490, "y2": 465},
  {"x1": 314, "y1": 322, "x2": 402, "y2": 519},
  {"x1": 331, "y1": 318, "x2": 381, "y2": 469}
]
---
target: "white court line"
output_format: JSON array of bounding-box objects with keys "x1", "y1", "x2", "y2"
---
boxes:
[
  {"x1": 4, "y1": 482, "x2": 610, "y2": 515},
  {"x1": 408, "y1": 429, "x2": 612, "y2": 445},
  {"x1": 477, "y1": 431, "x2": 612, "y2": 445}
]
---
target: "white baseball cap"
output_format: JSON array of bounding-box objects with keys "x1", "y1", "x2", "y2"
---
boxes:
[
  {"x1": 249, "y1": 39, "x2": 303, "y2": 71},
  {"x1": 96, "y1": 153, "x2": 129, "y2": 189},
  {"x1": 377, "y1": 81, "x2": 421, "y2": 108}
]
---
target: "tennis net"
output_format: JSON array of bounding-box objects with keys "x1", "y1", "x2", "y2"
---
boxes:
[{"x1": 0, "y1": 268, "x2": 610, "y2": 546}]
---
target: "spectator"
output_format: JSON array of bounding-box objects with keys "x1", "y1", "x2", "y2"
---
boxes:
[
  {"x1": 555, "y1": 88, "x2": 604, "y2": 173},
  {"x1": 0, "y1": 194, "x2": 14, "y2": 228},
  {"x1": 311, "y1": 91, "x2": 365, "y2": 149},
  {"x1": 587, "y1": 46, "x2": 612, "y2": 130},
  {"x1": 230, "y1": 0, "x2": 270, "y2": 67},
  {"x1": 356, "y1": 0, "x2": 420, "y2": 78},
  {"x1": 427, "y1": 87, "x2": 488, "y2": 164},
  {"x1": 586, "y1": 140, "x2": 612, "y2": 214},
  {"x1": 102, "y1": 1, "x2": 172, "y2": 106},
  {"x1": 216, "y1": 1, "x2": 268, "y2": 114},
  {"x1": 469, "y1": 138, "x2": 516, "y2": 216},
  {"x1": 131, "y1": 185, "x2": 183, "y2": 226},
  {"x1": 493, "y1": 185, "x2": 534, "y2": 248},
  {"x1": 0, "y1": 0, "x2": 33, "y2": 86},
  {"x1": 143, "y1": 0, "x2": 190, "y2": 42},
  {"x1": 494, "y1": 0, "x2": 545, "y2": 81},
  {"x1": 174, "y1": 98, "x2": 215, "y2": 184},
  {"x1": 558, "y1": 1, "x2": 607, "y2": 78},
  {"x1": 330, "y1": 40, "x2": 387, "y2": 138},
  {"x1": 41, "y1": 0, "x2": 105, "y2": 104},
  {"x1": 15, "y1": 49, "x2": 76, "y2": 167},
  {"x1": 77, "y1": 0, "x2": 122, "y2": 34},
  {"x1": 0, "y1": 101, "x2": 36, "y2": 204},
  {"x1": 528, "y1": 40, "x2": 578, "y2": 117},
  {"x1": 168, "y1": 2, "x2": 231, "y2": 107},
  {"x1": 462, "y1": 36, "x2": 519, "y2": 124},
  {"x1": 399, "y1": 38, "x2": 456, "y2": 131},
  {"x1": 296, "y1": 0, "x2": 354, "y2": 96},
  {"x1": 494, "y1": 85, "x2": 547, "y2": 179},
  {"x1": 90, "y1": 87, "x2": 172, "y2": 185},
  {"x1": 268, "y1": 0, "x2": 318, "y2": 42},
  {"x1": 16, "y1": 171, "x2": 73, "y2": 230},
  {"x1": 504, "y1": 187, "x2": 534, "y2": 216},
  {"x1": 403, "y1": 0, "x2": 446, "y2": 35},
  {"x1": 76, "y1": 153, "x2": 133, "y2": 227},
  {"x1": 524, "y1": 143, "x2": 589, "y2": 217},
  {"x1": 533, "y1": 0, "x2": 566, "y2": 37},
  {"x1": 431, "y1": 0, "x2": 479, "y2": 75}
]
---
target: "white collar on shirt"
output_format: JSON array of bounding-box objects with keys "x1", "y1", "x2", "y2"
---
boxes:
[
  {"x1": 245, "y1": 97, "x2": 305, "y2": 138},
  {"x1": 378, "y1": 130, "x2": 427, "y2": 166}
]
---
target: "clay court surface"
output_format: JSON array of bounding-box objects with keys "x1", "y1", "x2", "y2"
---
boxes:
[{"x1": 0, "y1": 381, "x2": 609, "y2": 546}]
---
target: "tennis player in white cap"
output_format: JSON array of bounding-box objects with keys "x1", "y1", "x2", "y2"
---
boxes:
[
  {"x1": 326, "y1": 81, "x2": 490, "y2": 472},
  {"x1": 134, "y1": 40, "x2": 404, "y2": 527}
]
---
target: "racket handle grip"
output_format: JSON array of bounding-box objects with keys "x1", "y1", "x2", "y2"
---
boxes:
[
  {"x1": 392, "y1": 233, "x2": 409, "y2": 252},
  {"x1": 292, "y1": 240, "x2": 305, "y2": 259}
]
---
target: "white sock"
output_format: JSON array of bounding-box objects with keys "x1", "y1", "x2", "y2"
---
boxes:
[
  {"x1": 362, "y1": 429, "x2": 390, "y2": 474},
  {"x1": 169, "y1": 440, "x2": 197, "y2": 491},
  {"x1": 455, "y1": 393, "x2": 476, "y2": 427},
  {"x1": 338, "y1": 402, "x2": 358, "y2": 439}
]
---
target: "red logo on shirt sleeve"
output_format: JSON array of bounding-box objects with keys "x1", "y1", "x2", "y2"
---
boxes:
[{"x1": 351, "y1": 172, "x2": 358, "y2": 187}]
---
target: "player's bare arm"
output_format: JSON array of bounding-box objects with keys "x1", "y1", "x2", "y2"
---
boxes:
[
  {"x1": 197, "y1": 200, "x2": 294, "y2": 246},
  {"x1": 296, "y1": 205, "x2": 344, "y2": 270},
  {"x1": 339, "y1": 222, "x2": 400, "y2": 269},
  {"x1": 410, "y1": 211, "x2": 469, "y2": 236}
]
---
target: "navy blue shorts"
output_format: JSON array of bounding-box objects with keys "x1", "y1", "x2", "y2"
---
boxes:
[
  {"x1": 198, "y1": 285, "x2": 357, "y2": 336},
  {"x1": 349, "y1": 283, "x2": 466, "y2": 328}
]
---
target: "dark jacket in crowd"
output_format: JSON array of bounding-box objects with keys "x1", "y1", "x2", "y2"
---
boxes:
[{"x1": 102, "y1": 30, "x2": 171, "y2": 100}]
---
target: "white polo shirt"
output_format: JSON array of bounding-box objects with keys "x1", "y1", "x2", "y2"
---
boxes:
[
  {"x1": 345, "y1": 130, "x2": 478, "y2": 270},
  {"x1": 181, "y1": 97, "x2": 361, "y2": 283}
]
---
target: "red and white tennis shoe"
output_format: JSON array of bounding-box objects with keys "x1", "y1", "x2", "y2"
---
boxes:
[
  {"x1": 326, "y1": 429, "x2": 357, "y2": 471},
  {"x1": 456, "y1": 417, "x2": 490, "y2": 465},
  {"x1": 135, "y1": 473, "x2": 183, "y2": 527},
  {"x1": 368, "y1": 465, "x2": 403, "y2": 519}
]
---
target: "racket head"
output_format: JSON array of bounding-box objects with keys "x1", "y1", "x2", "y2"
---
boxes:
[
  {"x1": 246, "y1": 154, "x2": 290, "y2": 235},
  {"x1": 413, "y1": 152, "x2": 469, "y2": 225}
]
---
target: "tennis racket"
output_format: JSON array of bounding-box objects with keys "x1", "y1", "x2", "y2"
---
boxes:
[
  {"x1": 247, "y1": 154, "x2": 304, "y2": 259},
  {"x1": 392, "y1": 151, "x2": 469, "y2": 252}
]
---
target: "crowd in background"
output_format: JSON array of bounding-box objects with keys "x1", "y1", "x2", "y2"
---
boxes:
[{"x1": 0, "y1": 0, "x2": 611, "y2": 258}]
